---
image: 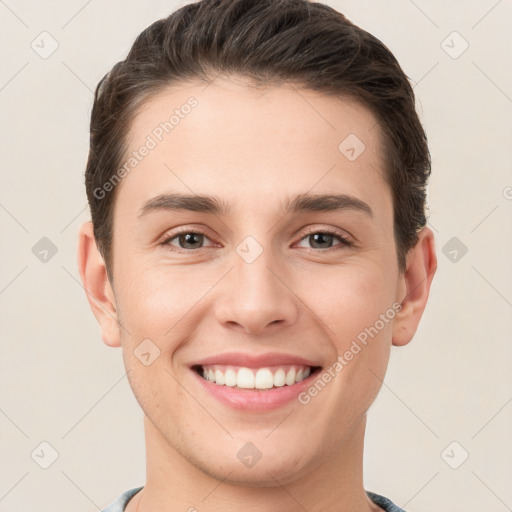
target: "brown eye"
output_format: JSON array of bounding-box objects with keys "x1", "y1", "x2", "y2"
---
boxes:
[
  {"x1": 308, "y1": 232, "x2": 335, "y2": 249},
  {"x1": 296, "y1": 230, "x2": 352, "y2": 250},
  {"x1": 176, "y1": 232, "x2": 204, "y2": 249},
  {"x1": 161, "y1": 231, "x2": 215, "y2": 251}
]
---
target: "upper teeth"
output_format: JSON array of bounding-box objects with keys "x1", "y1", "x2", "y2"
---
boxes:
[{"x1": 200, "y1": 365, "x2": 311, "y2": 389}]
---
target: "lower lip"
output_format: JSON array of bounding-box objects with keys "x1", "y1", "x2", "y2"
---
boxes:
[{"x1": 192, "y1": 369, "x2": 320, "y2": 412}]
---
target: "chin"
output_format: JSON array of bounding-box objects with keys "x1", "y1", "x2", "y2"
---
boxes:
[
  {"x1": 185, "y1": 436, "x2": 325, "y2": 488},
  {"x1": 201, "y1": 456, "x2": 315, "y2": 488}
]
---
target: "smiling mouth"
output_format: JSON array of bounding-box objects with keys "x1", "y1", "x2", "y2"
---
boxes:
[{"x1": 192, "y1": 364, "x2": 322, "y2": 390}]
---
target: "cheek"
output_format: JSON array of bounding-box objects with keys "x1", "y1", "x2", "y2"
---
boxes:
[
  {"x1": 304, "y1": 265, "x2": 395, "y2": 420},
  {"x1": 115, "y1": 263, "x2": 206, "y2": 341},
  {"x1": 309, "y1": 261, "x2": 397, "y2": 341},
  {"x1": 115, "y1": 267, "x2": 191, "y2": 416}
]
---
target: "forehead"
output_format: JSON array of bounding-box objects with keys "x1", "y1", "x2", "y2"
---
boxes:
[{"x1": 115, "y1": 77, "x2": 389, "y2": 217}]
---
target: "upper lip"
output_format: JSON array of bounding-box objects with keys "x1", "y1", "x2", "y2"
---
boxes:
[{"x1": 191, "y1": 351, "x2": 322, "y2": 369}]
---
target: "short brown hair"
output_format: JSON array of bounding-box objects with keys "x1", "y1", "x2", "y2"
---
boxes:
[{"x1": 85, "y1": 0, "x2": 431, "y2": 282}]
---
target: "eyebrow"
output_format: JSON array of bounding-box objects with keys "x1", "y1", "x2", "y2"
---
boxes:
[{"x1": 137, "y1": 192, "x2": 373, "y2": 219}]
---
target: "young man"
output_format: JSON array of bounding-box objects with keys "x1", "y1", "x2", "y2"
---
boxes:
[{"x1": 77, "y1": 1, "x2": 436, "y2": 510}]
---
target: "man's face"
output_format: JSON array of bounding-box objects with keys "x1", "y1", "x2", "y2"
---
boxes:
[{"x1": 106, "y1": 78, "x2": 405, "y2": 484}]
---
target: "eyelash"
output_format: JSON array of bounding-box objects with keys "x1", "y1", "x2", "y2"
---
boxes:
[{"x1": 159, "y1": 226, "x2": 353, "y2": 253}]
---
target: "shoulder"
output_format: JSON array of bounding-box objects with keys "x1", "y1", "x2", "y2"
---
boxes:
[
  {"x1": 101, "y1": 487, "x2": 144, "y2": 512},
  {"x1": 366, "y1": 490, "x2": 408, "y2": 512}
]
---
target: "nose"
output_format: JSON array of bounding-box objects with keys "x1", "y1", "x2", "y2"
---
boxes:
[{"x1": 214, "y1": 244, "x2": 299, "y2": 335}]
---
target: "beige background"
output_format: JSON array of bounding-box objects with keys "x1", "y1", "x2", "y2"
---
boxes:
[{"x1": 1, "y1": 1, "x2": 511, "y2": 511}]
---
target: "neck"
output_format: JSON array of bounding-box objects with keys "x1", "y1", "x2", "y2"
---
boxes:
[{"x1": 128, "y1": 414, "x2": 380, "y2": 512}]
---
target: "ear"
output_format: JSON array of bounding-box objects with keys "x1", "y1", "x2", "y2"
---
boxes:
[
  {"x1": 392, "y1": 226, "x2": 437, "y2": 347},
  {"x1": 77, "y1": 221, "x2": 121, "y2": 347}
]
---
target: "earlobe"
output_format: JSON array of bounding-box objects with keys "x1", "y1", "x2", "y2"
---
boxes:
[
  {"x1": 77, "y1": 221, "x2": 121, "y2": 348},
  {"x1": 392, "y1": 227, "x2": 437, "y2": 347}
]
